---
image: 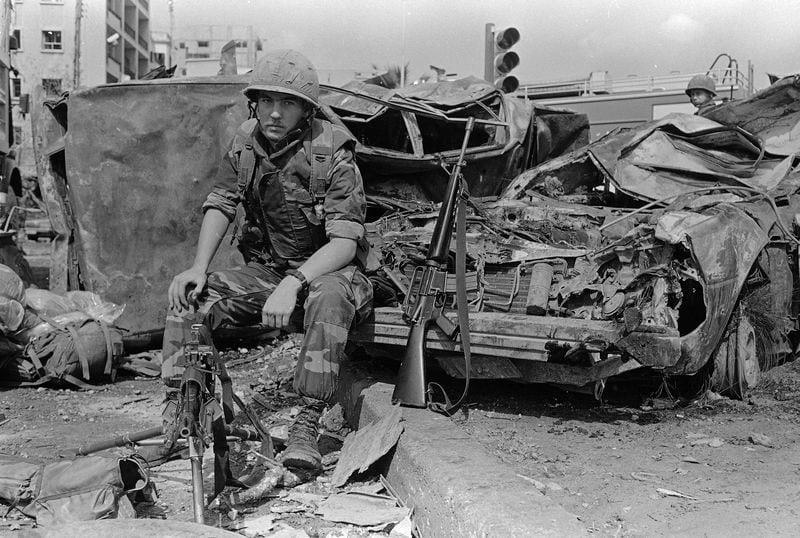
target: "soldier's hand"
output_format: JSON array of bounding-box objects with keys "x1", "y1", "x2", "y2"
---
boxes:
[
  {"x1": 168, "y1": 267, "x2": 208, "y2": 312},
  {"x1": 262, "y1": 278, "x2": 301, "y2": 329}
]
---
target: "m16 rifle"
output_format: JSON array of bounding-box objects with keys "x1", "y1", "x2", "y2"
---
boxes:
[
  {"x1": 392, "y1": 117, "x2": 475, "y2": 412},
  {"x1": 75, "y1": 324, "x2": 270, "y2": 525}
]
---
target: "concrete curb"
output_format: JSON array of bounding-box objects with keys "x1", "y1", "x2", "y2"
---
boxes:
[{"x1": 336, "y1": 369, "x2": 587, "y2": 537}]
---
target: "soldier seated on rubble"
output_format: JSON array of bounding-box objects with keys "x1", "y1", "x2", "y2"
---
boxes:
[
  {"x1": 685, "y1": 74, "x2": 717, "y2": 116},
  {"x1": 149, "y1": 49, "x2": 373, "y2": 470}
]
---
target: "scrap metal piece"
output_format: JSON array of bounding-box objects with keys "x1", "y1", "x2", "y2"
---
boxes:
[{"x1": 330, "y1": 405, "x2": 404, "y2": 488}]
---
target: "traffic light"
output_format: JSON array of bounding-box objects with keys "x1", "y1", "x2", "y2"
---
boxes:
[{"x1": 484, "y1": 23, "x2": 520, "y2": 93}]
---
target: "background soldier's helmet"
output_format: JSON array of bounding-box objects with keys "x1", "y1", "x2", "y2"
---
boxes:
[
  {"x1": 243, "y1": 49, "x2": 320, "y2": 108},
  {"x1": 685, "y1": 74, "x2": 717, "y2": 97}
]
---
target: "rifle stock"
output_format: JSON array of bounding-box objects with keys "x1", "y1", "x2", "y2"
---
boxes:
[
  {"x1": 392, "y1": 321, "x2": 428, "y2": 407},
  {"x1": 392, "y1": 118, "x2": 475, "y2": 407}
]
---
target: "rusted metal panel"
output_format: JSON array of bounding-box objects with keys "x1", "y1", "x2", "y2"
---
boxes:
[
  {"x1": 436, "y1": 354, "x2": 522, "y2": 380},
  {"x1": 703, "y1": 75, "x2": 800, "y2": 156},
  {"x1": 352, "y1": 307, "x2": 622, "y2": 360},
  {"x1": 503, "y1": 114, "x2": 794, "y2": 204},
  {"x1": 514, "y1": 356, "x2": 642, "y2": 386},
  {"x1": 60, "y1": 76, "x2": 251, "y2": 333},
  {"x1": 664, "y1": 203, "x2": 769, "y2": 374},
  {"x1": 30, "y1": 87, "x2": 72, "y2": 292}
]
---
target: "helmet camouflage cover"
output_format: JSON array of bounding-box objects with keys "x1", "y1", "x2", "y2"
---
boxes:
[{"x1": 243, "y1": 49, "x2": 320, "y2": 107}]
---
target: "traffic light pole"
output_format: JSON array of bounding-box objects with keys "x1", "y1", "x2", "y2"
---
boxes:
[
  {"x1": 484, "y1": 23, "x2": 495, "y2": 83},
  {"x1": 483, "y1": 23, "x2": 521, "y2": 93}
]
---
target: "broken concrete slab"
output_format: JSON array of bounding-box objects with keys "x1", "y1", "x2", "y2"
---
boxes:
[
  {"x1": 316, "y1": 491, "x2": 410, "y2": 527},
  {"x1": 335, "y1": 368, "x2": 588, "y2": 537}
]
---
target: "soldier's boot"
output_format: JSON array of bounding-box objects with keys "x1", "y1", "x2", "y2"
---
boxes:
[
  {"x1": 139, "y1": 388, "x2": 186, "y2": 466},
  {"x1": 280, "y1": 400, "x2": 324, "y2": 471}
]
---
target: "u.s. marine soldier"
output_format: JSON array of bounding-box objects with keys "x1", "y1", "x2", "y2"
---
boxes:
[
  {"x1": 685, "y1": 74, "x2": 717, "y2": 116},
  {"x1": 158, "y1": 49, "x2": 373, "y2": 470}
]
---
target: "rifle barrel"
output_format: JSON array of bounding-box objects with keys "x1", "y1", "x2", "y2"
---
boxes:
[
  {"x1": 427, "y1": 117, "x2": 475, "y2": 263},
  {"x1": 75, "y1": 426, "x2": 164, "y2": 456},
  {"x1": 189, "y1": 436, "x2": 205, "y2": 524}
]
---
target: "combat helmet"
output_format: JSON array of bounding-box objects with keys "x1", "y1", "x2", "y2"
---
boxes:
[
  {"x1": 243, "y1": 49, "x2": 319, "y2": 107},
  {"x1": 685, "y1": 74, "x2": 717, "y2": 96}
]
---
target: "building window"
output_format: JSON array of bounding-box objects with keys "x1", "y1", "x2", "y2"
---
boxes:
[
  {"x1": 42, "y1": 78, "x2": 62, "y2": 96},
  {"x1": 42, "y1": 30, "x2": 62, "y2": 51},
  {"x1": 11, "y1": 29, "x2": 21, "y2": 50},
  {"x1": 11, "y1": 78, "x2": 21, "y2": 98},
  {"x1": 197, "y1": 40, "x2": 209, "y2": 48}
]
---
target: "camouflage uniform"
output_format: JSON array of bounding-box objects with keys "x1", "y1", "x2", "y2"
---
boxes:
[{"x1": 162, "y1": 117, "x2": 372, "y2": 402}]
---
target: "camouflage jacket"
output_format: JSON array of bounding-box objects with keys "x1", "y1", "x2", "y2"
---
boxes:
[{"x1": 203, "y1": 117, "x2": 366, "y2": 269}]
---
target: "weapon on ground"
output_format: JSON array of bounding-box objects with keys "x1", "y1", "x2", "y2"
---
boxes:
[
  {"x1": 75, "y1": 324, "x2": 271, "y2": 526},
  {"x1": 392, "y1": 117, "x2": 475, "y2": 409}
]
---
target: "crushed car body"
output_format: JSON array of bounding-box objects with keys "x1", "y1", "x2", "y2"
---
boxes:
[{"x1": 351, "y1": 75, "x2": 800, "y2": 397}]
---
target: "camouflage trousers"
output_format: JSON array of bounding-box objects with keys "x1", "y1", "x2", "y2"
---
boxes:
[{"x1": 161, "y1": 262, "x2": 373, "y2": 402}]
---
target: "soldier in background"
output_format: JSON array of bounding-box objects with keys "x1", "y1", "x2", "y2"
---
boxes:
[{"x1": 685, "y1": 74, "x2": 717, "y2": 116}]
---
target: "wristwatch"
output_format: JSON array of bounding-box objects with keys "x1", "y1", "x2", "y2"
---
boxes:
[{"x1": 286, "y1": 268, "x2": 309, "y2": 290}]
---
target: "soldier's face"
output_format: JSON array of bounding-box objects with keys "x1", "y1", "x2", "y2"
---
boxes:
[
  {"x1": 255, "y1": 91, "x2": 307, "y2": 143},
  {"x1": 688, "y1": 89, "x2": 713, "y2": 107}
]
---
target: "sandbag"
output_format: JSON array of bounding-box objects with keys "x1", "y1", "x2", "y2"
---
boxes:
[
  {"x1": 0, "y1": 296, "x2": 24, "y2": 333},
  {"x1": 8, "y1": 318, "x2": 124, "y2": 388},
  {"x1": 0, "y1": 453, "x2": 150, "y2": 527},
  {"x1": 0, "y1": 263, "x2": 24, "y2": 302},
  {"x1": 12, "y1": 310, "x2": 92, "y2": 344},
  {"x1": 24, "y1": 288, "x2": 75, "y2": 317},
  {"x1": 24, "y1": 289, "x2": 125, "y2": 324}
]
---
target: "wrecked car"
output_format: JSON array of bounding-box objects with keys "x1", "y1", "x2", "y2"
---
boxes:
[
  {"x1": 32, "y1": 67, "x2": 797, "y2": 399},
  {"x1": 350, "y1": 75, "x2": 800, "y2": 399}
]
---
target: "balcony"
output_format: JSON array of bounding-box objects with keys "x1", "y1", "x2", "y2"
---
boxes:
[{"x1": 106, "y1": 56, "x2": 121, "y2": 79}]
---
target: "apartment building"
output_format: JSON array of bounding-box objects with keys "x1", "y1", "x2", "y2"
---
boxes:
[
  {"x1": 172, "y1": 24, "x2": 260, "y2": 77},
  {"x1": 10, "y1": 0, "x2": 153, "y2": 176}
]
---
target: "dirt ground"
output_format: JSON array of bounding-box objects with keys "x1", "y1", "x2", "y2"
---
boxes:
[
  {"x1": 2, "y1": 334, "x2": 799, "y2": 537},
  {"x1": 454, "y1": 361, "x2": 800, "y2": 537}
]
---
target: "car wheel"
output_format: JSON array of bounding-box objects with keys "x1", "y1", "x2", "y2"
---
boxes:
[
  {"x1": 710, "y1": 310, "x2": 760, "y2": 399},
  {"x1": 733, "y1": 315, "x2": 760, "y2": 396}
]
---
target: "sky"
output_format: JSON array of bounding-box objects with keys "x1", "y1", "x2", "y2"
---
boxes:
[{"x1": 151, "y1": 0, "x2": 800, "y2": 89}]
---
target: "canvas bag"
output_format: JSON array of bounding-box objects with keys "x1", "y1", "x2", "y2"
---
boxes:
[
  {"x1": 0, "y1": 454, "x2": 150, "y2": 526},
  {"x1": 15, "y1": 318, "x2": 124, "y2": 389}
]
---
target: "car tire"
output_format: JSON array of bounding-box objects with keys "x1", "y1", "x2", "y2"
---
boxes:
[{"x1": 710, "y1": 309, "x2": 760, "y2": 399}]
